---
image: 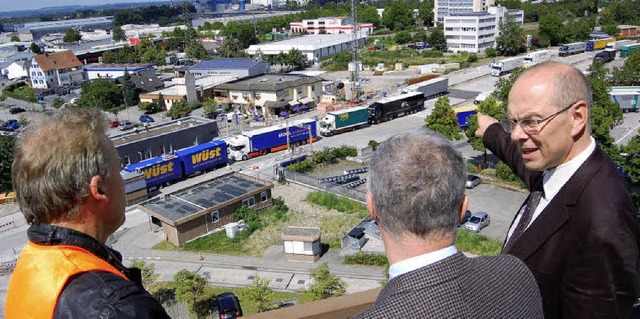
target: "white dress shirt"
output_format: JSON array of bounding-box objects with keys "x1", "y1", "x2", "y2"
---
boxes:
[
  {"x1": 506, "y1": 137, "x2": 596, "y2": 241},
  {"x1": 388, "y1": 245, "x2": 457, "y2": 280}
]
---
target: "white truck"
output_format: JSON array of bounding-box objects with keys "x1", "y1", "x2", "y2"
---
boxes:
[
  {"x1": 605, "y1": 40, "x2": 636, "y2": 51},
  {"x1": 491, "y1": 57, "x2": 524, "y2": 76},
  {"x1": 474, "y1": 91, "x2": 494, "y2": 105},
  {"x1": 559, "y1": 42, "x2": 587, "y2": 57},
  {"x1": 524, "y1": 50, "x2": 551, "y2": 64}
]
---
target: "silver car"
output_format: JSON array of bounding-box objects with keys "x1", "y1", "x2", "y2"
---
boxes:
[
  {"x1": 466, "y1": 175, "x2": 482, "y2": 189},
  {"x1": 464, "y1": 212, "x2": 490, "y2": 233}
]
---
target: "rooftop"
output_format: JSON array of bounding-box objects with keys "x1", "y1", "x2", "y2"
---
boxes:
[
  {"x1": 189, "y1": 58, "x2": 266, "y2": 70},
  {"x1": 85, "y1": 63, "x2": 154, "y2": 71},
  {"x1": 32, "y1": 51, "x2": 82, "y2": 71},
  {"x1": 246, "y1": 32, "x2": 367, "y2": 52},
  {"x1": 110, "y1": 116, "x2": 216, "y2": 147},
  {"x1": 140, "y1": 172, "x2": 272, "y2": 224},
  {"x1": 215, "y1": 73, "x2": 323, "y2": 92}
]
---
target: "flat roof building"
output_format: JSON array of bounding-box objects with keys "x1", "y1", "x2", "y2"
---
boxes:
[
  {"x1": 245, "y1": 33, "x2": 367, "y2": 63},
  {"x1": 16, "y1": 17, "x2": 114, "y2": 37}
]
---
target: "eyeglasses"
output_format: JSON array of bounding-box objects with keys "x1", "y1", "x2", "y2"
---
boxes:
[{"x1": 499, "y1": 101, "x2": 578, "y2": 134}]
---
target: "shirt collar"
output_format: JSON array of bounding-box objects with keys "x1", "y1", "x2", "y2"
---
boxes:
[
  {"x1": 542, "y1": 137, "x2": 596, "y2": 199},
  {"x1": 388, "y1": 245, "x2": 457, "y2": 280}
]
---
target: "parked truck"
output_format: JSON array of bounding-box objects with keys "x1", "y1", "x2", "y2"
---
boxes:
[
  {"x1": 609, "y1": 86, "x2": 640, "y2": 113},
  {"x1": 586, "y1": 38, "x2": 616, "y2": 51},
  {"x1": 606, "y1": 40, "x2": 635, "y2": 51},
  {"x1": 454, "y1": 105, "x2": 478, "y2": 130},
  {"x1": 559, "y1": 42, "x2": 587, "y2": 57},
  {"x1": 474, "y1": 91, "x2": 494, "y2": 105},
  {"x1": 227, "y1": 118, "x2": 317, "y2": 161},
  {"x1": 524, "y1": 50, "x2": 551, "y2": 63},
  {"x1": 122, "y1": 140, "x2": 228, "y2": 189},
  {"x1": 319, "y1": 106, "x2": 369, "y2": 136},
  {"x1": 491, "y1": 57, "x2": 524, "y2": 76},
  {"x1": 368, "y1": 91, "x2": 426, "y2": 124},
  {"x1": 403, "y1": 77, "x2": 449, "y2": 100},
  {"x1": 593, "y1": 48, "x2": 617, "y2": 64}
]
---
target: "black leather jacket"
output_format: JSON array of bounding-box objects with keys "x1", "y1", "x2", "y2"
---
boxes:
[{"x1": 28, "y1": 224, "x2": 171, "y2": 319}]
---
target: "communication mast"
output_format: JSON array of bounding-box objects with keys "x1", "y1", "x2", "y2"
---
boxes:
[{"x1": 349, "y1": 0, "x2": 358, "y2": 83}]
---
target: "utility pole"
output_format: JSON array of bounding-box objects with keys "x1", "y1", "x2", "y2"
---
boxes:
[{"x1": 349, "y1": 0, "x2": 358, "y2": 84}]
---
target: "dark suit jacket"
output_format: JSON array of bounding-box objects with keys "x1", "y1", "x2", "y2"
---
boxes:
[
  {"x1": 352, "y1": 252, "x2": 543, "y2": 318},
  {"x1": 484, "y1": 123, "x2": 640, "y2": 318}
]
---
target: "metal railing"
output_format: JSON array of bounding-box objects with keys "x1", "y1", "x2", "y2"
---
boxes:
[{"x1": 279, "y1": 168, "x2": 367, "y2": 203}]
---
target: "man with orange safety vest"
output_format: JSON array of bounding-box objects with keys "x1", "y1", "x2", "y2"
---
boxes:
[{"x1": 5, "y1": 108, "x2": 170, "y2": 318}]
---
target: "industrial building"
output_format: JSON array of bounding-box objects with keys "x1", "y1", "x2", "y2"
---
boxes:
[
  {"x1": 213, "y1": 73, "x2": 322, "y2": 116},
  {"x1": 179, "y1": 58, "x2": 270, "y2": 79},
  {"x1": 289, "y1": 17, "x2": 374, "y2": 36},
  {"x1": 245, "y1": 33, "x2": 367, "y2": 63},
  {"x1": 138, "y1": 172, "x2": 274, "y2": 245},
  {"x1": 140, "y1": 73, "x2": 237, "y2": 109},
  {"x1": 15, "y1": 17, "x2": 114, "y2": 37},
  {"x1": 85, "y1": 63, "x2": 155, "y2": 80},
  {"x1": 443, "y1": 6, "x2": 524, "y2": 54},
  {"x1": 29, "y1": 51, "x2": 84, "y2": 89},
  {"x1": 435, "y1": 0, "x2": 495, "y2": 25},
  {"x1": 110, "y1": 116, "x2": 220, "y2": 166}
]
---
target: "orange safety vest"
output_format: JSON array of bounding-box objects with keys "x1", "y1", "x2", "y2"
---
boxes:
[{"x1": 5, "y1": 241, "x2": 128, "y2": 319}]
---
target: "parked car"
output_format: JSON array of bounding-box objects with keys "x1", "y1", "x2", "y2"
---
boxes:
[
  {"x1": 9, "y1": 107, "x2": 25, "y2": 114},
  {"x1": 459, "y1": 210, "x2": 472, "y2": 227},
  {"x1": 0, "y1": 119, "x2": 20, "y2": 131},
  {"x1": 216, "y1": 292, "x2": 242, "y2": 319},
  {"x1": 109, "y1": 120, "x2": 120, "y2": 128},
  {"x1": 465, "y1": 175, "x2": 482, "y2": 189},
  {"x1": 464, "y1": 212, "x2": 491, "y2": 233},
  {"x1": 139, "y1": 114, "x2": 155, "y2": 123},
  {"x1": 118, "y1": 120, "x2": 136, "y2": 131}
]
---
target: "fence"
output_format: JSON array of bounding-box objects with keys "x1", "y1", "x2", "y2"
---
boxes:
[{"x1": 279, "y1": 168, "x2": 367, "y2": 203}]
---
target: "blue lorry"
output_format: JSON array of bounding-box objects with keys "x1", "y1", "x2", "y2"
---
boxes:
[
  {"x1": 123, "y1": 139, "x2": 228, "y2": 189},
  {"x1": 454, "y1": 105, "x2": 478, "y2": 130}
]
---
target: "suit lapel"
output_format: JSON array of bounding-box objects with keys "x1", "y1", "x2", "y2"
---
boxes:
[{"x1": 503, "y1": 146, "x2": 607, "y2": 259}]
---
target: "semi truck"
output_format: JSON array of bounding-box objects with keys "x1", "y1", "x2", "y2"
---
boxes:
[
  {"x1": 474, "y1": 91, "x2": 494, "y2": 105},
  {"x1": 368, "y1": 91, "x2": 426, "y2": 124},
  {"x1": 559, "y1": 42, "x2": 587, "y2": 56},
  {"x1": 609, "y1": 86, "x2": 640, "y2": 113},
  {"x1": 491, "y1": 57, "x2": 524, "y2": 76},
  {"x1": 621, "y1": 43, "x2": 640, "y2": 58},
  {"x1": 606, "y1": 40, "x2": 635, "y2": 51},
  {"x1": 123, "y1": 140, "x2": 228, "y2": 189},
  {"x1": 524, "y1": 50, "x2": 551, "y2": 63},
  {"x1": 403, "y1": 77, "x2": 449, "y2": 100},
  {"x1": 454, "y1": 105, "x2": 478, "y2": 130},
  {"x1": 227, "y1": 118, "x2": 317, "y2": 161},
  {"x1": 586, "y1": 38, "x2": 615, "y2": 51},
  {"x1": 593, "y1": 49, "x2": 617, "y2": 64},
  {"x1": 319, "y1": 106, "x2": 369, "y2": 136}
]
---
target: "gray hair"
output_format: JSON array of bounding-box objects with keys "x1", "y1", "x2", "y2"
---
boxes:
[
  {"x1": 367, "y1": 128, "x2": 466, "y2": 240},
  {"x1": 12, "y1": 107, "x2": 111, "y2": 224},
  {"x1": 519, "y1": 61, "x2": 593, "y2": 110}
]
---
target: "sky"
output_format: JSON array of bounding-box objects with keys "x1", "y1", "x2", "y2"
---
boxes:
[{"x1": 0, "y1": 0, "x2": 169, "y2": 13}]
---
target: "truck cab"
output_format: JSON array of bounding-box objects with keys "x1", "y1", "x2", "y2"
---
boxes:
[
  {"x1": 319, "y1": 116, "x2": 335, "y2": 136},
  {"x1": 227, "y1": 135, "x2": 251, "y2": 161}
]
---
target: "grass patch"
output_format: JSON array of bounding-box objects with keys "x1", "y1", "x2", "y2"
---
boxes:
[
  {"x1": 153, "y1": 230, "x2": 251, "y2": 255},
  {"x1": 455, "y1": 229, "x2": 503, "y2": 256},
  {"x1": 148, "y1": 281, "x2": 314, "y2": 317},
  {"x1": 343, "y1": 252, "x2": 388, "y2": 267},
  {"x1": 306, "y1": 191, "x2": 367, "y2": 216}
]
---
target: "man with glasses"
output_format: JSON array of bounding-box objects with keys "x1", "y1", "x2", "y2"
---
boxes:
[{"x1": 475, "y1": 61, "x2": 639, "y2": 318}]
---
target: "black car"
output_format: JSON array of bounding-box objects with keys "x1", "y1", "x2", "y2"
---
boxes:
[
  {"x1": 9, "y1": 107, "x2": 25, "y2": 114},
  {"x1": 216, "y1": 292, "x2": 242, "y2": 319}
]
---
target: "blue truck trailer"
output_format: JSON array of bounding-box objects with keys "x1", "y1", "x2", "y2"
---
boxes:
[
  {"x1": 228, "y1": 119, "x2": 318, "y2": 161},
  {"x1": 454, "y1": 105, "x2": 478, "y2": 130},
  {"x1": 175, "y1": 140, "x2": 228, "y2": 175},
  {"x1": 123, "y1": 155, "x2": 184, "y2": 189}
]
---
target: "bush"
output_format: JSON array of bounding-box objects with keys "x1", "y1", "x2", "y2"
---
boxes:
[
  {"x1": 372, "y1": 29, "x2": 392, "y2": 36},
  {"x1": 467, "y1": 53, "x2": 478, "y2": 63},
  {"x1": 485, "y1": 47, "x2": 497, "y2": 58},
  {"x1": 287, "y1": 160, "x2": 316, "y2": 173},
  {"x1": 394, "y1": 31, "x2": 412, "y2": 44},
  {"x1": 368, "y1": 140, "x2": 379, "y2": 151},
  {"x1": 422, "y1": 50, "x2": 443, "y2": 58},
  {"x1": 343, "y1": 252, "x2": 388, "y2": 266},
  {"x1": 306, "y1": 191, "x2": 367, "y2": 215},
  {"x1": 495, "y1": 161, "x2": 519, "y2": 182},
  {"x1": 3, "y1": 82, "x2": 36, "y2": 103}
]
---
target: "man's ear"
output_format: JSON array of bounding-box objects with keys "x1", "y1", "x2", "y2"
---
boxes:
[
  {"x1": 89, "y1": 175, "x2": 107, "y2": 201},
  {"x1": 459, "y1": 194, "x2": 469, "y2": 223},
  {"x1": 571, "y1": 100, "x2": 588, "y2": 136},
  {"x1": 366, "y1": 192, "x2": 378, "y2": 221}
]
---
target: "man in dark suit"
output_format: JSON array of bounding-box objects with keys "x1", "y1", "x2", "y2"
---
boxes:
[
  {"x1": 476, "y1": 61, "x2": 639, "y2": 318},
  {"x1": 353, "y1": 128, "x2": 543, "y2": 319}
]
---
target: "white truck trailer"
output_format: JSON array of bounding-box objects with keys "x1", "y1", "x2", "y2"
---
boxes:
[{"x1": 491, "y1": 57, "x2": 524, "y2": 76}]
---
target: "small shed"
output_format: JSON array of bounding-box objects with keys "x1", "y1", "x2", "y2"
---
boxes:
[
  {"x1": 341, "y1": 227, "x2": 367, "y2": 250},
  {"x1": 282, "y1": 227, "x2": 322, "y2": 262}
]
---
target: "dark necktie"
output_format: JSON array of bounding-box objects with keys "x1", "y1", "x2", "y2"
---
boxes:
[{"x1": 503, "y1": 179, "x2": 544, "y2": 252}]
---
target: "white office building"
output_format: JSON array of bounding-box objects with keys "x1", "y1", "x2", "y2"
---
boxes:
[
  {"x1": 444, "y1": 6, "x2": 524, "y2": 54},
  {"x1": 246, "y1": 33, "x2": 367, "y2": 63},
  {"x1": 434, "y1": 0, "x2": 496, "y2": 25},
  {"x1": 290, "y1": 17, "x2": 374, "y2": 36}
]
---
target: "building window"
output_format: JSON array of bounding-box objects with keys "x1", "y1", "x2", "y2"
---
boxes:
[
  {"x1": 242, "y1": 197, "x2": 256, "y2": 208},
  {"x1": 211, "y1": 211, "x2": 220, "y2": 223},
  {"x1": 260, "y1": 191, "x2": 268, "y2": 202}
]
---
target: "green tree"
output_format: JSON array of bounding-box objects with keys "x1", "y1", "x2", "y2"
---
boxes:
[
  {"x1": 174, "y1": 269, "x2": 210, "y2": 317},
  {"x1": 612, "y1": 50, "x2": 640, "y2": 85},
  {"x1": 620, "y1": 135, "x2": 640, "y2": 185},
  {"x1": 130, "y1": 260, "x2": 160, "y2": 287},
  {"x1": 157, "y1": 93, "x2": 167, "y2": 111},
  {"x1": 495, "y1": 15, "x2": 526, "y2": 56},
  {"x1": 538, "y1": 13, "x2": 565, "y2": 46},
  {"x1": 284, "y1": 48, "x2": 307, "y2": 72},
  {"x1": 166, "y1": 100, "x2": 192, "y2": 119},
  {"x1": 202, "y1": 98, "x2": 219, "y2": 118},
  {"x1": 586, "y1": 62, "x2": 621, "y2": 157},
  {"x1": 52, "y1": 96, "x2": 65, "y2": 109},
  {"x1": 465, "y1": 96, "x2": 506, "y2": 152},
  {"x1": 565, "y1": 19, "x2": 592, "y2": 42},
  {"x1": 76, "y1": 78, "x2": 123, "y2": 113},
  {"x1": 112, "y1": 25, "x2": 127, "y2": 42},
  {"x1": 395, "y1": 30, "x2": 412, "y2": 45},
  {"x1": 121, "y1": 70, "x2": 139, "y2": 108},
  {"x1": 29, "y1": 43, "x2": 40, "y2": 54},
  {"x1": 429, "y1": 28, "x2": 447, "y2": 52},
  {"x1": 418, "y1": 0, "x2": 435, "y2": 27},
  {"x1": 381, "y1": 0, "x2": 414, "y2": 30},
  {"x1": 368, "y1": 140, "x2": 380, "y2": 151},
  {"x1": 492, "y1": 66, "x2": 525, "y2": 104},
  {"x1": 304, "y1": 262, "x2": 346, "y2": 301},
  {"x1": 240, "y1": 275, "x2": 274, "y2": 313},
  {"x1": 424, "y1": 96, "x2": 463, "y2": 140},
  {"x1": 485, "y1": 47, "x2": 497, "y2": 58},
  {"x1": 63, "y1": 28, "x2": 82, "y2": 43},
  {"x1": 10, "y1": 35, "x2": 19, "y2": 42},
  {"x1": 139, "y1": 101, "x2": 161, "y2": 114},
  {"x1": 0, "y1": 135, "x2": 15, "y2": 193},
  {"x1": 602, "y1": 24, "x2": 620, "y2": 37},
  {"x1": 357, "y1": 5, "x2": 381, "y2": 28},
  {"x1": 186, "y1": 41, "x2": 208, "y2": 60}
]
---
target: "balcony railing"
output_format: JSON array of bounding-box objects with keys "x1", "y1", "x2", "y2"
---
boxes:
[{"x1": 245, "y1": 287, "x2": 381, "y2": 319}]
